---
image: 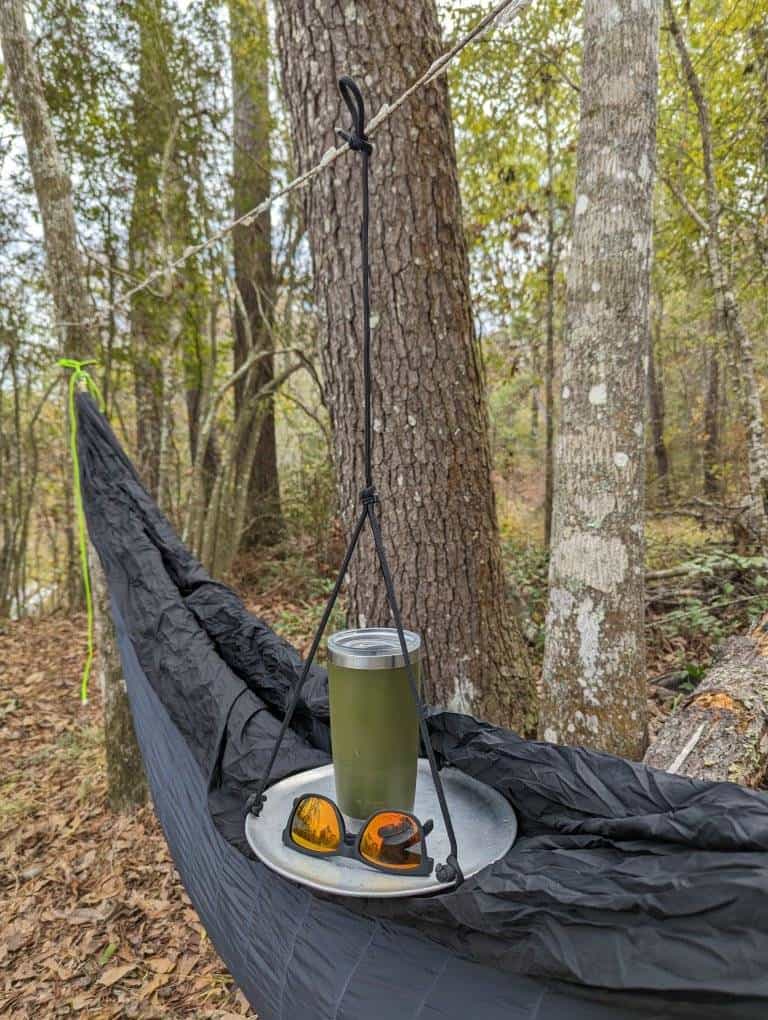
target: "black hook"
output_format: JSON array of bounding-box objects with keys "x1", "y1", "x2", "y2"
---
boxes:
[{"x1": 336, "y1": 76, "x2": 372, "y2": 154}]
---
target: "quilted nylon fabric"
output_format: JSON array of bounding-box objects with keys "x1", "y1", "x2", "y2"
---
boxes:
[{"x1": 77, "y1": 392, "x2": 768, "y2": 1018}]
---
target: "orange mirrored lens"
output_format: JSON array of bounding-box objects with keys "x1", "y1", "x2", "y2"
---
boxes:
[
  {"x1": 359, "y1": 811, "x2": 423, "y2": 871},
  {"x1": 290, "y1": 796, "x2": 342, "y2": 853}
]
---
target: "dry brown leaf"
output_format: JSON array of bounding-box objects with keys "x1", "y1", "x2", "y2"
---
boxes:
[
  {"x1": 139, "y1": 972, "x2": 170, "y2": 999},
  {"x1": 176, "y1": 954, "x2": 197, "y2": 980},
  {"x1": 146, "y1": 956, "x2": 175, "y2": 974},
  {"x1": 99, "y1": 963, "x2": 137, "y2": 987}
]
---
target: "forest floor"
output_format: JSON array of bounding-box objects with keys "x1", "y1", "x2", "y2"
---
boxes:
[
  {"x1": 0, "y1": 614, "x2": 255, "y2": 1019},
  {"x1": 2, "y1": 521, "x2": 766, "y2": 1018}
]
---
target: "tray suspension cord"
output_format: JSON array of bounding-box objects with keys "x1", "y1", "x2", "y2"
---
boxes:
[{"x1": 247, "y1": 76, "x2": 463, "y2": 887}]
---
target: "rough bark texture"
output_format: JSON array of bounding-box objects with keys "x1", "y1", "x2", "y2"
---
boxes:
[
  {"x1": 665, "y1": 0, "x2": 768, "y2": 550},
  {"x1": 540, "y1": 0, "x2": 660, "y2": 758},
  {"x1": 229, "y1": 0, "x2": 282, "y2": 547},
  {"x1": 0, "y1": 0, "x2": 146, "y2": 809},
  {"x1": 275, "y1": 0, "x2": 535, "y2": 731},
  {"x1": 645, "y1": 613, "x2": 768, "y2": 785}
]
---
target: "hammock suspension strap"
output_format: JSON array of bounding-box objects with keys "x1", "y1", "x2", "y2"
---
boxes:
[{"x1": 248, "y1": 77, "x2": 463, "y2": 888}]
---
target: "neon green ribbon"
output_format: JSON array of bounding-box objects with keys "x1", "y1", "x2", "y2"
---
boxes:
[{"x1": 58, "y1": 358, "x2": 106, "y2": 704}]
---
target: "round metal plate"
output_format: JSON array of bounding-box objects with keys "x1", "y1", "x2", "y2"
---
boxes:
[{"x1": 244, "y1": 760, "x2": 516, "y2": 898}]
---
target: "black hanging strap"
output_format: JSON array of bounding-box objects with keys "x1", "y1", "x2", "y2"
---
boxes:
[{"x1": 248, "y1": 75, "x2": 462, "y2": 888}]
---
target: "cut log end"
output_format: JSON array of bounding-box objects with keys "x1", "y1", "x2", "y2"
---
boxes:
[{"x1": 645, "y1": 616, "x2": 768, "y2": 787}]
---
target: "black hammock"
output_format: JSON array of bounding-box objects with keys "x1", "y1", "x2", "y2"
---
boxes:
[{"x1": 75, "y1": 389, "x2": 768, "y2": 1020}]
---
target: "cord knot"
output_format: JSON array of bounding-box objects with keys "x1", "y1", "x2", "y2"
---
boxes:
[
  {"x1": 336, "y1": 128, "x2": 373, "y2": 155},
  {"x1": 246, "y1": 791, "x2": 265, "y2": 817},
  {"x1": 337, "y1": 77, "x2": 373, "y2": 156},
  {"x1": 435, "y1": 853, "x2": 464, "y2": 886},
  {"x1": 359, "y1": 486, "x2": 379, "y2": 507}
]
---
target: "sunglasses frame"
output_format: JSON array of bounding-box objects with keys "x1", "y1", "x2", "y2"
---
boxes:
[{"x1": 282, "y1": 794, "x2": 434, "y2": 877}]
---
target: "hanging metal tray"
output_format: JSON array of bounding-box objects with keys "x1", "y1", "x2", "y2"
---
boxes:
[{"x1": 245, "y1": 760, "x2": 516, "y2": 898}]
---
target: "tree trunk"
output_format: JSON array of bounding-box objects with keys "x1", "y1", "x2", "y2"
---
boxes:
[
  {"x1": 543, "y1": 81, "x2": 556, "y2": 548},
  {"x1": 185, "y1": 383, "x2": 220, "y2": 503},
  {"x1": 665, "y1": 0, "x2": 768, "y2": 550},
  {"x1": 645, "y1": 612, "x2": 768, "y2": 785},
  {"x1": 0, "y1": 0, "x2": 90, "y2": 608},
  {"x1": 275, "y1": 0, "x2": 535, "y2": 732},
  {"x1": 0, "y1": 1, "x2": 89, "y2": 357},
  {"x1": 529, "y1": 335, "x2": 540, "y2": 442},
  {"x1": 0, "y1": 0, "x2": 146, "y2": 808},
  {"x1": 127, "y1": 0, "x2": 188, "y2": 502},
  {"x1": 128, "y1": 3, "x2": 167, "y2": 499},
  {"x1": 540, "y1": 0, "x2": 659, "y2": 758},
  {"x1": 648, "y1": 302, "x2": 671, "y2": 504},
  {"x1": 93, "y1": 566, "x2": 147, "y2": 810},
  {"x1": 229, "y1": 0, "x2": 282, "y2": 548},
  {"x1": 703, "y1": 344, "x2": 721, "y2": 497}
]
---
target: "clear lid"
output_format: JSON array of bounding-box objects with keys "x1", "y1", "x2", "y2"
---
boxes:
[{"x1": 327, "y1": 627, "x2": 421, "y2": 670}]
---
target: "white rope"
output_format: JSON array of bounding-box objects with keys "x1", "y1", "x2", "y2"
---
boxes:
[{"x1": 58, "y1": 0, "x2": 532, "y2": 332}]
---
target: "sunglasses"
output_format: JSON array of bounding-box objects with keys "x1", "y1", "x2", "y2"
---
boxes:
[{"x1": 282, "y1": 794, "x2": 434, "y2": 876}]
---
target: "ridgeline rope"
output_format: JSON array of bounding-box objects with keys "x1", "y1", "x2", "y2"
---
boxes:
[
  {"x1": 247, "y1": 77, "x2": 464, "y2": 888},
  {"x1": 58, "y1": 358, "x2": 105, "y2": 703},
  {"x1": 52, "y1": 0, "x2": 532, "y2": 333}
]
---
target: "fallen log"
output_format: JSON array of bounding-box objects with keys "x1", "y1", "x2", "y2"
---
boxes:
[{"x1": 644, "y1": 613, "x2": 768, "y2": 786}]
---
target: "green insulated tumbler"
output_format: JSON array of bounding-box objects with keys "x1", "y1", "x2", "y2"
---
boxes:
[{"x1": 327, "y1": 628, "x2": 421, "y2": 820}]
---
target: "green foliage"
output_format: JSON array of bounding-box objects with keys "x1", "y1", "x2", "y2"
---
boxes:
[
  {"x1": 3, "y1": 0, "x2": 768, "y2": 696},
  {"x1": 500, "y1": 530, "x2": 549, "y2": 658},
  {"x1": 649, "y1": 550, "x2": 768, "y2": 657},
  {"x1": 652, "y1": 0, "x2": 768, "y2": 498},
  {"x1": 446, "y1": 0, "x2": 579, "y2": 324}
]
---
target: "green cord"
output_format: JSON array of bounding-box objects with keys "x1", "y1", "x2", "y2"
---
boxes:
[{"x1": 57, "y1": 358, "x2": 106, "y2": 704}]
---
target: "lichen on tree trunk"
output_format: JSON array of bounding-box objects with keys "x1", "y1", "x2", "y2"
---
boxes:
[
  {"x1": 540, "y1": 0, "x2": 660, "y2": 759},
  {"x1": 275, "y1": 0, "x2": 535, "y2": 732}
]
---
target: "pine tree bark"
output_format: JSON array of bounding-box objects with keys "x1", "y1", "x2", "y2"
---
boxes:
[
  {"x1": 0, "y1": 0, "x2": 146, "y2": 807},
  {"x1": 540, "y1": 0, "x2": 660, "y2": 758},
  {"x1": 229, "y1": 0, "x2": 282, "y2": 547},
  {"x1": 274, "y1": 0, "x2": 535, "y2": 731}
]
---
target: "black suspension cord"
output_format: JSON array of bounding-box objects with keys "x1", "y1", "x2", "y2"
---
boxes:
[
  {"x1": 336, "y1": 77, "x2": 374, "y2": 492},
  {"x1": 248, "y1": 76, "x2": 462, "y2": 888}
]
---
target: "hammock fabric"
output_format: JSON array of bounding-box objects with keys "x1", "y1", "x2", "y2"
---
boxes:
[{"x1": 77, "y1": 391, "x2": 768, "y2": 1020}]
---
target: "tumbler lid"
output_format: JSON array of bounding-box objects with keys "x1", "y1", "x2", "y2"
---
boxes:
[{"x1": 327, "y1": 628, "x2": 421, "y2": 670}]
